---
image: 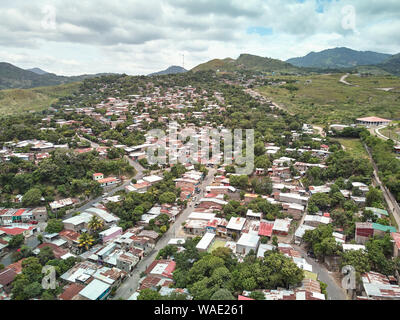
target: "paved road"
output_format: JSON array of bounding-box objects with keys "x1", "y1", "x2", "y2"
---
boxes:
[
  {"x1": 64, "y1": 156, "x2": 144, "y2": 219},
  {"x1": 375, "y1": 125, "x2": 400, "y2": 144},
  {"x1": 294, "y1": 245, "x2": 348, "y2": 300},
  {"x1": 364, "y1": 144, "x2": 400, "y2": 227},
  {"x1": 114, "y1": 168, "x2": 217, "y2": 300},
  {"x1": 77, "y1": 135, "x2": 100, "y2": 148}
]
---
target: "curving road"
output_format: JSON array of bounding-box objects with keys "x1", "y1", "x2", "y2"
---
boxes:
[
  {"x1": 339, "y1": 73, "x2": 352, "y2": 86},
  {"x1": 375, "y1": 126, "x2": 400, "y2": 145}
]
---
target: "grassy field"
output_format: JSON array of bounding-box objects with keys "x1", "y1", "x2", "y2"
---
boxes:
[
  {"x1": 257, "y1": 74, "x2": 400, "y2": 125},
  {"x1": 0, "y1": 82, "x2": 80, "y2": 115},
  {"x1": 208, "y1": 240, "x2": 226, "y2": 253},
  {"x1": 334, "y1": 138, "x2": 369, "y2": 159}
]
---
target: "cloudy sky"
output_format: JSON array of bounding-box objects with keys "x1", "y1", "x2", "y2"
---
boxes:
[{"x1": 1, "y1": 0, "x2": 400, "y2": 76}]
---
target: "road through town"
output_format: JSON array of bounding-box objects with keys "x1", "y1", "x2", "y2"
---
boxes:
[
  {"x1": 64, "y1": 156, "x2": 144, "y2": 220},
  {"x1": 114, "y1": 168, "x2": 217, "y2": 300},
  {"x1": 294, "y1": 245, "x2": 348, "y2": 300},
  {"x1": 364, "y1": 144, "x2": 400, "y2": 228}
]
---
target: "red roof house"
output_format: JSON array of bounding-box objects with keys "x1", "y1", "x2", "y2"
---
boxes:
[{"x1": 258, "y1": 221, "x2": 274, "y2": 237}]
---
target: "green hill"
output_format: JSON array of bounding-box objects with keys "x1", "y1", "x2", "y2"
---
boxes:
[
  {"x1": 192, "y1": 58, "x2": 236, "y2": 72},
  {"x1": 287, "y1": 47, "x2": 392, "y2": 69},
  {"x1": 0, "y1": 62, "x2": 114, "y2": 90},
  {"x1": 192, "y1": 54, "x2": 301, "y2": 74},
  {"x1": 379, "y1": 53, "x2": 400, "y2": 76},
  {"x1": 0, "y1": 82, "x2": 80, "y2": 115},
  {"x1": 148, "y1": 66, "x2": 188, "y2": 76}
]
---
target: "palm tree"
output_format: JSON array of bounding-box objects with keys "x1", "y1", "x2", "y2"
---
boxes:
[
  {"x1": 88, "y1": 216, "x2": 104, "y2": 234},
  {"x1": 78, "y1": 232, "x2": 95, "y2": 251}
]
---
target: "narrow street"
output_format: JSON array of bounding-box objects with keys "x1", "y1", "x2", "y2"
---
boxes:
[
  {"x1": 114, "y1": 168, "x2": 217, "y2": 300},
  {"x1": 294, "y1": 245, "x2": 348, "y2": 300},
  {"x1": 364, "y1": 144, "x2": 400, "y2": 227},
  {"x1": 77, "y1": 134, "x2": 100, "y2": 148},
  {"x1": 64, "y1": 137, "x2": 145, "y2": 219}
]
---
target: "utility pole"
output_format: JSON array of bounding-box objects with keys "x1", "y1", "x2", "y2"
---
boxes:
[{"x1": 182, "y1": 54, "x2": 185, "y2": 70}]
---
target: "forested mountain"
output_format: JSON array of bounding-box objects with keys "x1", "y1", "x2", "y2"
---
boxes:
[
  {"x1": 148, "y1": 66, "x2": 187, "y2": 76},
  {"x1": 287, "y1": 47, "x2": 391, "y2": 69},
  {"x1": 192, "y1": 54, "x2": 301, "y2": 74},
  {"x1": 0, "y1": 62, "x2": 114, "y2": 90}
]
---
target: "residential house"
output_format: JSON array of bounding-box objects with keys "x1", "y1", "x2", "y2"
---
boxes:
[
  {"x1": 92, "y1": 266, "x2": 127, "y2": 289},
  {"x1": 226, "y1": 217, "x2": 246, "y2": 238},
  {"x1": 272, "y1": 219, "x2": 292, "y2": 236},
  {"x1": 196, "y1": 232, "x2": 216, "y2": 252},
  {"x1": 236, "y1": 233, "x2": 260, "y2": 256},
  {"x1": 392, "y1": 233, "x2": 400, "y2": 258},
  {"x1": 0, "y1": 268, "x2": 16, "y2": 293},
  {"x1": 359, "y1": 271, "x2": 400, "y2": 300},
  {"x1": 304, "y1": 215, "x2": 331, "y2": 228},
  {"x1": 355, "y1": 222, "x2": 397, "y2": 244},
  {"x1": 145, "y1": 260, "x2": 176, "y2": 280},
  {"x1": 63, "y1": 212, "x2": 93, "y2": 232},
  {"x1": 258, "y1": 221, "x2": 274, "y2": 239},
  {"x1": 78, "y1": 279, "x2": 111, "y2": 301},
  {"x1": 99, "y1": 226, "x2": 123, "y2": 243}
]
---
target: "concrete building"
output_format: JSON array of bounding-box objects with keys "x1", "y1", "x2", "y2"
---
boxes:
[
  {"x1": 78, "y1": 279, "x2": 111, "y2": 300},
  {"x1": 236, "y1": 233, "x2": 260, "y2": 256},
  {"x1": 63, "y1": 212, "x2": 93, "y2": 232},
  {"x1": 272, "y1": 219, "x2": 292, "y2": 236},
  {"x1": 226, "y1": 217, "x2": 246, "y2": 238},
  {"x1": 356, "y1": 117, "x2": 391, "y2": 127},
  {"x1": 196, "y1": 232, "x2": 216, "y2": 252}
]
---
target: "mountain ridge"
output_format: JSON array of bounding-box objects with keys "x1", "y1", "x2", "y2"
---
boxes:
[
  {"x1": 27, "y1": 67, "x2": 49, "y2": 75},
  {"x1": 287, "y1": 47, "x2": 392, "y2": 69},
  {"x1": 148, "y1": 65, "x2": 187, "y2": 76},
  {"x1": 378, "y1": 53, "x2": 400, "y2": 76},
  {"x1": 0, "y1": 62, "x2": 117, "y2": 90},
  {"x1": 192, "y1": 54, "x2": 301, "y2": 73}
]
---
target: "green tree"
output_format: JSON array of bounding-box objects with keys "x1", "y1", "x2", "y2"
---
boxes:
[
  {"x1": 45, "y1": 219, "x2": 64, "y2": 233},
  {"x1": 38, "y1": 246, "x2": 55, "y2": 265},
  {"x1": 78, "y1": 232, "x2": 95, "y2": 251},
  {"x1": 341, "y1": 250, "x2": 371, "y2": 274},
  {"x1": 366, "y1": 187, "x2": 384, "y2": 207},
  {"x1": 22, "y1": 188, "x2": 43, "y2": 207},
  {"x1": 159, "y1": 192, "x2": 177, "y2": 204},
  {"x1": 308, "y1": 193, "x2": 331, "y2": 213},
  {"x1": 249, "y1": 291, "x2": 265, "y2": 300},
  {"x1": 138, "y1": 288, "x2": 162, "y2": 300},
  {"x1": 8, "y1": 234, "x2": 24, "y2": 248},
  {"x1": 210, "y1": 288, "x2": 235, "y2": 300},
  {"x1": 88, "y1": 215, "x2": 104, "y2": 233}
]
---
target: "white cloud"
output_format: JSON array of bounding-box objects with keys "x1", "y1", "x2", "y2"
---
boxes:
[{"x1": 0, "y1": 0, "x2": 398, "y2": 75}]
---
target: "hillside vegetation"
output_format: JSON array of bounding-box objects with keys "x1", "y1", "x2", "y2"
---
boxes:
[
  {"x1": 192, "y1": 54, "x2": 301, "y2": 74},
  {"x1": 287, "y1": 47, "x2": 391, "y2": 69},
  {"x1": 0, "y1": 62, "x2": 114, "y2": 90},
  {"x1": 257, "y1": 74, "x2": 400, "y2": 124},
  {"x1": 379, "y1": 54, "x2": 400, "y2": 76},
  {"x1": 0, "y1": 82, "x2": 80, "y2": 116}
]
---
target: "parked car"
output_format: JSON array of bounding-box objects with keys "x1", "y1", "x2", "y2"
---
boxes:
[{"x1": 307, "y1": 250, "x2": 316, "y2": 259}]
